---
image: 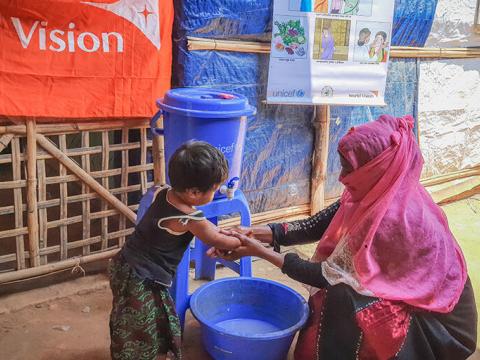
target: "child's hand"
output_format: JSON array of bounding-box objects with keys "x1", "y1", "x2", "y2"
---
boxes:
[
  {"x1": 206, "y1": 247, "x2": 231, "y2": 259},
  {"x1": 228, "y1": 226, "x2": 253, "y2": 237},
  {"x1": 220, "y1": 231, "x2": 265, "y2": 261}
]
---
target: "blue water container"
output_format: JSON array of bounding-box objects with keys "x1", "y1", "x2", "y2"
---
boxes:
[
  {"x1": 151, "y1": 88, "x2": 256, "y2": 199},
  {"x1": 190, "y1": 277, "x2": 309, "y2": 360}
]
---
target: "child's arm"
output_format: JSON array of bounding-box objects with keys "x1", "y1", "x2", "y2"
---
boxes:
[{"x1": 187, "y1": 220, "x2": 241, "y2": 250}]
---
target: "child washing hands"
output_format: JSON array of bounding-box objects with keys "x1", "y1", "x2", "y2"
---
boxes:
[
  {"x1": 109, "y1": 141, "x2": 241, "y2": 360},
  {"x1": 207, "y1": 228, "x2": 286, "y2": 269}
]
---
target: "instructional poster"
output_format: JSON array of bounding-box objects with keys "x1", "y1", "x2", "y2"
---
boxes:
[{"x1": 267, "y1": 0, "x2": 395, "y2": 106}]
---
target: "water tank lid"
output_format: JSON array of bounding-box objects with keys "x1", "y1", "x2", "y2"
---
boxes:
[{"x1": 157, "y1": 88, "x2": 256, "y2": 118}]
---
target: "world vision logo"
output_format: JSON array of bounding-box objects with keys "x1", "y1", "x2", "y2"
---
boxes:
[{"x1": 10, "y1": 0, "x2": 161, "y2": 53}]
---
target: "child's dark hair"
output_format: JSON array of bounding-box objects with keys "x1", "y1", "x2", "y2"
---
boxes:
[
  {"x1": 357, "y1": 28, "x2": 371, "y2": 46},
  {"x1": 168, "y1": 141, "x2": 229, "y2": 192}
]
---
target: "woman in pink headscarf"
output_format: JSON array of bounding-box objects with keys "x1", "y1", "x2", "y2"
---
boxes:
[{"x1": 211, "y1": 115, "x2": 477, "y2": 359}]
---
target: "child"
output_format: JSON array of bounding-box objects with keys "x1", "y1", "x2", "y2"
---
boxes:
[
  {"x1": 109, "y1": 141, "x2": 241, "y2": 360},
  {"x1": 355, "y1": 28, "x2": 371, "y2": 62}
]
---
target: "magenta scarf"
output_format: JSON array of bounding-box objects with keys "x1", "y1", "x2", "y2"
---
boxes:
[{"x1": 313, "y1": 115, "x2": 467, "y2": 313}]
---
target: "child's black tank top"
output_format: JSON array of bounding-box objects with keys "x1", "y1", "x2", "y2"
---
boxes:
[{"x1": 121, "y1": 187, "x2": 205, "y2": 286}]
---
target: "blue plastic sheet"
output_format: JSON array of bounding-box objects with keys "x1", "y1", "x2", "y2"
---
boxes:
[
  {"x1": 326, "y1": 59, "x2": 420, "y2": 199},
  {"x1": 172, "y1": 0, "x2": 437, "y2": 212}
]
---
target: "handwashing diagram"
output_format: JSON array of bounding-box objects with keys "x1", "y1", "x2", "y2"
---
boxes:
[
  {"x1": 289, "y1": 0, "x2": 328, "y2": 13},
  {"x1": 290, "y1": 0, "x2": 373, "y2": 16},
  {"x1": 353, "y1": 21, "x2": 390, "y2": 63},
  {"x1": 268, "y1": 0, "x2": 394, "y2": 105},
  {"x1": 271, "y1": 17, "x2": 308, "y2": 59},
  {"x1": 329, "y1": 0, "x2": 373, "y2": 16},
  {"x1": 313, "y1": 18, "x2": 351, "y2": 61}
]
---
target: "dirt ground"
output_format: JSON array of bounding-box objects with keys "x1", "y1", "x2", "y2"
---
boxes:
[
  {"x1": 0, "y1": 257, "x2": 308, "y2": 360},
  {"x1": 1, "y1": 196, "x2": 479, "y2": 360}
]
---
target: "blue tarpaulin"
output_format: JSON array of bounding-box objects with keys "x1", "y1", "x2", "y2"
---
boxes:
[{"x1": 172, "y1": 0, "x2": 437, "y2": 213}]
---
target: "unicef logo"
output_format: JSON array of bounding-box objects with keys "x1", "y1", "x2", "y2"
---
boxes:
[
  {"x1": 321, "y1": 86, "x2": 334, "y2": 97},
  {"x1": 296, "y1": 89, "x2": 305, "y2": 97},
  {"x1": 272, "y1": 89, "x2": 306, "y2": 97}
]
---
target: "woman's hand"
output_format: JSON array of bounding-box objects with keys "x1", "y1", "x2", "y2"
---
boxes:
[
  {"x1": 228, "y1": 226, "x2": 253, "y2": 236},
  {"x1": 227, "y1": 225, "x2": 273, "y2": 245},
  {"x1": 208, "y1": 231, "x2": 265, "y2": 261},
  {"x1": 207, "y1": 231, "x2": 286, "y2": 269}
]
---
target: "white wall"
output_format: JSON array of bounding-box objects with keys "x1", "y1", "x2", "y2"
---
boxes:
[{"x1": 418, "y1": 0, "x2": 480, "y2": 178}]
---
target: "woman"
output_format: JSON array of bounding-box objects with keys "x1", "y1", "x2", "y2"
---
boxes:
[
  {"x1": 320, "y1": 25, "x2": 335, "y2": 60},
  {"x1": 369, "y1": 31, "x2": 389, "y2": 63},
  {"x1": 212, "y1": 115, "x2": 477, "y2": 359}
]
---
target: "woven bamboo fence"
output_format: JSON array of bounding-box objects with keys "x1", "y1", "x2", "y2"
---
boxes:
[{"x1": 0, "y1": 119, "x2": 166, "y2": 284}]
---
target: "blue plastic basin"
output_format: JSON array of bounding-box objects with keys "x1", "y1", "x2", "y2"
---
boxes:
[{"x1": 190, "y1": 277, "x2": 309, "y2": 360}]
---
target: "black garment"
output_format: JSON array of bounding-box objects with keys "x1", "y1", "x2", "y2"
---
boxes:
[
  {"x1": 121, "y1": 187, "x2": 205, "y2": 286},
  {"x1": 269, "y1": 200, "x2": 340, "y2": 248},
  {"x1": 397, "y1": 278, "x2": 477, "y2": 360},
  {"x1": 269, "y1": 201, "x2": 477, "y2": 359},
  {"x1": 268, "y1": 200, "x2": 340, "y2": 285},
  {"x1": 317, "y1": 280, "x2": 477, "y2": 360},
  {"x1": 282, "y1": 252, "x2": 330, "y2": 288}
]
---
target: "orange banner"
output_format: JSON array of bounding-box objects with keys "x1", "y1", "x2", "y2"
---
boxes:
[{"x1": 0, "y1": 0, "x2": 173, "y2": 119}]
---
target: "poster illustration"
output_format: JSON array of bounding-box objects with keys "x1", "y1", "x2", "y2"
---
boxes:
[
  {"x1": 267, "y1": 0, "x2": 395, "y2": 106},
  {"x1": 271, "y1": 17, "x2": 308, "y2": 58},
  {"x1": 313, "y1": 18, "x2": 351, "y2": 61},
  {"x1": 353, "y1": 21, "x2": 391, "y2": 63}
]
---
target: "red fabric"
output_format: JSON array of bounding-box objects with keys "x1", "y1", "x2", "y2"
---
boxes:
[
  {"x1": 356, "y1": 301, "x2": 411, "y2": 360},
  {"x1": 294, "y1": 289, "x2": 327, "y2": 360},
  {"x1": 313, "y1": 115, "x2": 466, "y2": 313},
  {"x1": 0, "y1": 0, "x2": 173, "y2": 118}
]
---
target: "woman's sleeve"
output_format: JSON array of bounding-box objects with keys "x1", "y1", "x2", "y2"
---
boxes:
[
  {"x1": 281, "y1": 253, "x2": 329, "y2": 288},
  {"x1": 268, "y1": 200, "x2": 340, "y2": 251}
]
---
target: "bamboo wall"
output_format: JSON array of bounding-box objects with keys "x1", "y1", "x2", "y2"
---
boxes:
[{"x1": 0, "y1": 119, "x2": 162, "y2": 284}]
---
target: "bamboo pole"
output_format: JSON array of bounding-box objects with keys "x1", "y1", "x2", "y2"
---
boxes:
[
  {"x1": 421, "y1": 166, "x2": 480, "y2": 187},
  {"x1": 0, "y1": 140, "x2": 152, "y2": 164},
  {"x1": 0, "y1": 202, "x2": 140, "y2": 241},
  {"x1": 140, "y1": 128, "x2": 148, "y2": 193},
  {"x1": 26, "y1": 119, "x2": 41, "y2": 267},
  {"x1": 35, "y1": 133, "x2": 136, "y2": 223},
  {"x1": 81, "y1": 132, "x2": 91, "y2": 256},
  {"x1": 310, "y1": 105, "x2": 331, "y2": 215},
  {"x1": 152, "y1": 116, "x2": 166, "y2": 185},
  {"x1": 0, "y1": 249, "x2": 121, "y2": 285},
  {"x1": 119, "y1": 128, "x2": 129, "y2": 246},
  {"x1": 0, "y1": 182, "x2": 151, "y2": 218},
  {"x1": 0, "y1": 134, "x2": 14, "y2": 153},
  {"x1": 58, "y1": 135, "x2": 68, "y2": 260},
  {"x1": 101, "y1": 132, "x2": 110, "y2": 250},
  {"x1": 11, "y1": 137, "x2": 26, "y2": 270},
  {"x1": 431, "y1": 176, "x2": 480, "y2": 205},
  {"x1": 219, "y1": 204, "x2": 311, "y2": 228},
  {"x1": 187, "y1": 37, "x2": 480, "y2": 59},
  {"x1": 37, "y1": 159, "x2": 48, "y2": 264},
  {"x1": 0, "y1": 120, "x2": 149, "y2": 135}
]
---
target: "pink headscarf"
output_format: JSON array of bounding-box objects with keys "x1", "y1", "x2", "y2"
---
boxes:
[{"x1": 314, "y1": 115, "x2": 467, "y2": 313}]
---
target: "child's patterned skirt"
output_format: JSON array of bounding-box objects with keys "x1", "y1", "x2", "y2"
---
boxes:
[{"x1": 109, "y1": 254, "x2": 182, "y2": 360}]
